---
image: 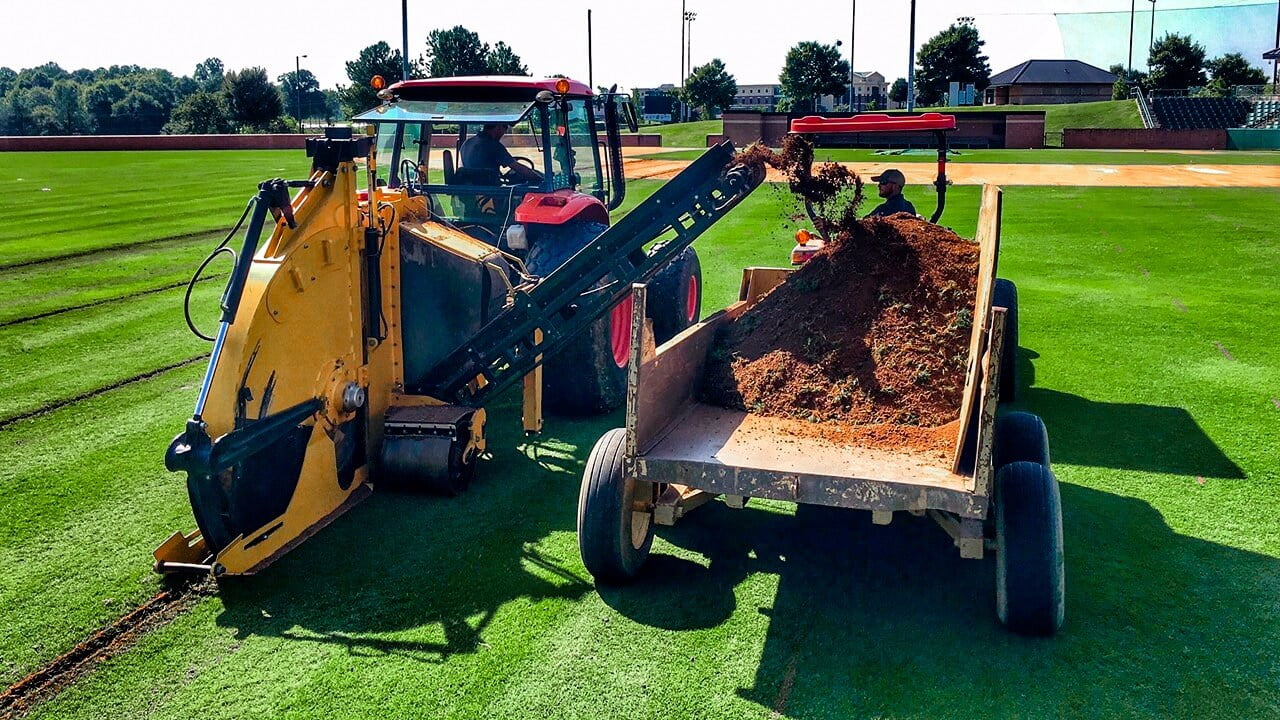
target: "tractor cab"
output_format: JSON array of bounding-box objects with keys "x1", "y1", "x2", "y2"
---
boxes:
[{"x1": 354, "y1": 76, "x2": 638, "y2": 251}]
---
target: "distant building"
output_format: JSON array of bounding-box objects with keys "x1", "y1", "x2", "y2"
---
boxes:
[
  {"x1": 983, "y1": 59, "x2": 1116, "y2": 106},
  {"x1": 733, "y1": 84, "x2": 781, "y2": 111},
  {"x1": 820, "y1": 71, "x2": 888, "y2": 111}
]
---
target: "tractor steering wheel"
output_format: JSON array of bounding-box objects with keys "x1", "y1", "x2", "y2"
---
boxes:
[{"x1": 503, "y1": 156, "x2": 543, "y2": 184}]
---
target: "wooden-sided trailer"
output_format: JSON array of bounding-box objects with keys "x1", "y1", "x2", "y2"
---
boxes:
[{"x1": 575, "y1": 185, "x2": 1065, "y2": 635}]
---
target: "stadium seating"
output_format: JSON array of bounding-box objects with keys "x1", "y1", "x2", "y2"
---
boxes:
[
  {"x1": 1243, "y1": 98, "x2": 1280, "y2": 129},
  {"x1": 1149, "y1": 97, "x2": 1250, "y2": 130}
]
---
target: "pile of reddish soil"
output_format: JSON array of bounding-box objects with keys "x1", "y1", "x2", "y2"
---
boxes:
[{"x1": 703, "y1": 141, "x2": 979, "y2": 456}]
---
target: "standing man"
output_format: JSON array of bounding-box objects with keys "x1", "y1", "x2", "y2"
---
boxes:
[{"x1": 866, "y1": 169, "x2": 916, "y2": 217}]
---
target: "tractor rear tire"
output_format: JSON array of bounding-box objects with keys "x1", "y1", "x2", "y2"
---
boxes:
[
  {"x1": 577, "y1": 428, "x2": 655, "y2": 583},
  {"x1": 993, "y1": 278, "x2": 1019, "y2": 402},
  {"x1": 648, "y1": 244, "x2": 703, "y2": 346},
  {"x1": 995, "y1": 461, "x2": 1065, "y2": 636},
  {"x1": 525, "y1": 221, "x2": 628, "y2": 416},
  {"x1": 994, "y1": 411, "x2": 1050, "y2": 471}
]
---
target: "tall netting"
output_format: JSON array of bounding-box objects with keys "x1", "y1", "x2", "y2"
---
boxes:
[{"x1": 1055, "y1": 1, "x2": 1275, "y2": 73}]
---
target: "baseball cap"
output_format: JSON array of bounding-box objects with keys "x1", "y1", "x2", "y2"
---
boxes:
[{"x1": 871, "y1": 169, "x2": 906, "y2": 185}]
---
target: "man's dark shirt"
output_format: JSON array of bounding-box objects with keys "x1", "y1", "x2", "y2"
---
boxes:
[
  {"x1": 461, "y1": 133, "x2": 515, "y2": 173},
  {"x1": 867, "y1": 193, "x2": 916, "y2": 218}
]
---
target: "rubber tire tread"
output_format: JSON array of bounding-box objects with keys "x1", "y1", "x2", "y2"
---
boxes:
[
  {"x1": 525, "y1": 221, "x2": 627, "y2": 415},
  {"x1": 993, "y1": 278, "x2": 1019, "y2": 402},
  {"x1": 577, "y1": 428, "x2": 654, "y2": 583},
  {"x1": 648, "y1": 245, "x2": 703, "y2": 346},
  {"x1": 995, "y1": 461, "x2": 1065, "y2": 636},
  {"x1": 994, "y1": 411, "x2": 1050, "y2": 471}
]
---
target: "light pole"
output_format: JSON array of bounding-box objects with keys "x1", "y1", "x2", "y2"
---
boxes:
[
  {"x1": 1148, "y1": 0, "x2": 1157, "y2": 61},
  {"x1": 295, "y1": 54, "x2": 308, "y2": 128},
  {"x1": 679, "y1": 0, "x2": 686, "y2": 121},
  {"x1": 684, "y1": 10, "x2": 697, "y2": 120},
  {"x1": 907, "y1": 0, "x2": 917, "y2": 111},
  {"x1": 401, "y1": 0, "x2": 410, "y2": 80},
  {"x1": 849, "y1": 0, "x2": 856, "y2": 110},
  {"x1": 1127, "y1": 0, "x2": 1136, "y2": 79}
]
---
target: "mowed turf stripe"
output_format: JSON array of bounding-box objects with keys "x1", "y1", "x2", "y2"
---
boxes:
[
  {"x1": 0, "y1": 276, "x2": 223, "y2": 330},
  {"x1": 0, "y1": 283, "x2": 218, "y2": 423},
  {"x1": 0, "y1": 363, "x2": 205, "y2": 688},
  {"x1": 0, "y1": 150, "x2": 311, "y2": 266},
  {"x1": 13, "y1": 187, "x2": 1280, "y2": 719}
]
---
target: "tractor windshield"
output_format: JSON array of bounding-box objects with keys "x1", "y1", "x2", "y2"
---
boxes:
[{"x1": 352, "y1": 99, "x2": 535, "y2": 125}]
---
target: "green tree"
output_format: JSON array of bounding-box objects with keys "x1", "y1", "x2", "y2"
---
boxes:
[
  {"x1": 1206, "y1": 53, "x2": 1266, "y2": 90},
  {"x1": 889, "y1": 77, "x2": 908, "y2": 104},
  {"x1": 487, "y1": 41, "x2": 528, "y2": 75},
  {"x1": 1147, "y1": 33, "x2": 1206, "y2": 90},
  {"x1": 112, "y1": 89, "x2": 167, "y2": 134},
  {"x1": 163, "y1": 90, "x2": 232, "y2": 134},
  {"x1": 914, "y1": 21, "x2": 990, "y2": 107},
  {"x1": 194, "y1": 58, "x2": 224, "y2": 92},
  {"x1": 779, "y1": 41, "x2": 849, "y2": 113},
  {"x1": 222, "y1": 67, "x2": 284, "y2": 131},
  {"x1": 1108, "y1": 63, "x2": 1148, "y2": 99},
  {"x1": 0, "y1": 67, "x2": 17, "y2": 97},
  {"x1": 339, "y1": 41, "x2": 412, "y2": 117},
  {"x1": 50, "y1": 80, "x2": 91, "y2": 134},
  {"x1": 84, "y1": 79, "x2": 127, "y2": 133},
  {"x1": 680, "y1": 59, "x2": 737, "y2": 118},
  {"x1": 426, "y1": 26, "x2": 490, "y2": 77},
  {"x1": 0, "y1": 88, "x2": 36, "y2": 134},
  {"x1": 277, "y1": 68, "x2": 324, "y2": 121},
  {"x1": 321, "y1": 89, "x2": 342, "y2": 123}
]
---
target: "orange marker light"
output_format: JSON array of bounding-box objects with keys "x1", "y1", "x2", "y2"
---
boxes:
[
  {"x1": 554, "y1": 78, "x2": 571, "y2": 94},
  {"x1": 795, "y1": 229, "x2": 812, "y2": 245},
  {"x1": 370, "y1": 75, "x2": 386, "y2": 90}
]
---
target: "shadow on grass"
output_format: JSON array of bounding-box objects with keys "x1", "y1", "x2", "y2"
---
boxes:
[
  {"x1": 1015, "y1": 347, "x2": 1244, "y2": 479},
  {"x1": 604, "y1": 489, "x2": 1277, "y2": 717},
  {"x1": 211, "y1": 400, "x2": 603, "y2": 664}
]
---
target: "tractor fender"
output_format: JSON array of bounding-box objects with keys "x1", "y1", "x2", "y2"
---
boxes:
[{"x1": 515, "y1": 190, "x2": 609, "y2": 227}]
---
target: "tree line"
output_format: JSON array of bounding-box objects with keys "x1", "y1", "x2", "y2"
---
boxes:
[
  {"x1": 0, "y1": 26, "x2": 529, "y2": 137},
  {"x1": 674, "y1": 21, "x2": 1272, "y2": 119}
]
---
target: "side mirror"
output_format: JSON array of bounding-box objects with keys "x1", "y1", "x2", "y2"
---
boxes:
[{"x1": 535, "y1": 90, "x2": 555, "y2": 104}]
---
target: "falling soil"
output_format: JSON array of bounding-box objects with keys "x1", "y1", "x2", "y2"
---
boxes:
[{"x1": 703, "y1": 140, "x2": 979, "y2": 456}]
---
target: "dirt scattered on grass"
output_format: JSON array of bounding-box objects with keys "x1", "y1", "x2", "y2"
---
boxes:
[
  {"x1": 0, "y1": 578, "x2": 214, "y2": 719},
  {"x1": 706, "y1": 141, "x2": 979, "y2": 456}
]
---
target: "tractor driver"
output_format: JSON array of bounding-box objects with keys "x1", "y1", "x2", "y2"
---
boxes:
[
  {"x1": 461, "y1": 123, "x2": 543, "y2": 183},
  {"x1": 866, "y1": 169, "x2": 917, "y2": 218}
]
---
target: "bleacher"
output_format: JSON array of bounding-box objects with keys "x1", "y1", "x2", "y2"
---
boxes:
[
  {"x1": 1149, "y1": 97, "x2": 1249, "y2": 129},
  {"x1": 1243, "y1": 98, "x2": 1280, "y2": 128}
]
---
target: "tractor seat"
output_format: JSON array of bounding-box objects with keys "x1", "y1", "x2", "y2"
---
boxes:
[{"x1": 450, "y1": 166, "x2": 502, "y2": 187}]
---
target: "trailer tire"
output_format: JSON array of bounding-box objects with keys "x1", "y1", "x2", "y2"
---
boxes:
[
  {"x1": 993, "y1": 278, "x2": 1018, "y2": 402},
  {"x1": 994, "y1": 411, "x2": 1050, "y2": 471},
  {"x1": 525, "y1": 221, "x2": 628, "y2": 415},
  {"x1": 995, "y1": 461, "x2": 1064, "y2": 636},
  {"x1": 648, "y1": 244, "x2": 702, "y2": 345},
  {"x1": 577, "y1": 428, "x2": 655, "y2": 583}
]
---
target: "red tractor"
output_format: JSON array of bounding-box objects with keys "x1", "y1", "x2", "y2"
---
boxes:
[{"x1": 355, "y1": 76, "x2": 703, "y2": 414}]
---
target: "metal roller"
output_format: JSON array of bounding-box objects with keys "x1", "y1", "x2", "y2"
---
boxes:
[{"x1": 380, "y1": 405, "x2": 476, "y2": 495}]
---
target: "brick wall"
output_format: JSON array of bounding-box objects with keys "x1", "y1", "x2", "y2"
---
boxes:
[
  {"x1": 1063, "y1": 128, "x2": 1228, "y2": 150},
  {"x1": 0, "y1": 133, "x2": 662, "y2": 152}
]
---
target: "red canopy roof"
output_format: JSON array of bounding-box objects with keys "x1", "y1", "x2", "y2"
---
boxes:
[
  {"x1": 790, "y1": 113, "x2": 957, "y2": 134},
  {"x1": 388, "y1": 76, "x2": 593, "y2": 96}
]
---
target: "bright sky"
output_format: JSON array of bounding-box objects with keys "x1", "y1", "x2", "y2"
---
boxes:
[{"x1": 3, "y1": 0, "x2": 1271, "y2": 91}]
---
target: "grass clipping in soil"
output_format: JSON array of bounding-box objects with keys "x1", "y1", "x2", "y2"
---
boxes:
[{"x1": 702, "y1": 136, "x2": 979, "y2": 457}]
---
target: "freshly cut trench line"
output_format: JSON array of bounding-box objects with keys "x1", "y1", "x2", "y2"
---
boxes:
[
  {"x1": 0, "y1": 229, "x2": 221, "y2": 272},
  {"x1": 0, "y1": 355, "x2": 207, "y2": 430},
  {"x1": 0, "y1": 579, "x2": 214, "y2": 719},
  {"x1": 0, "y1": 275, "x2": 223, "y2": 329}
]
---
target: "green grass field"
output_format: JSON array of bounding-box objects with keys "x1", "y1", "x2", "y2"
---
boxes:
[{"x1": 1, "y1": 151, "x2": 1278, "y2": 719}]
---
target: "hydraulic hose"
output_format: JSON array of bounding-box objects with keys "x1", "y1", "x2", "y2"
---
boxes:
[{"x1": 184, "y1": 197, "x2": 256, "y2": 342}]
